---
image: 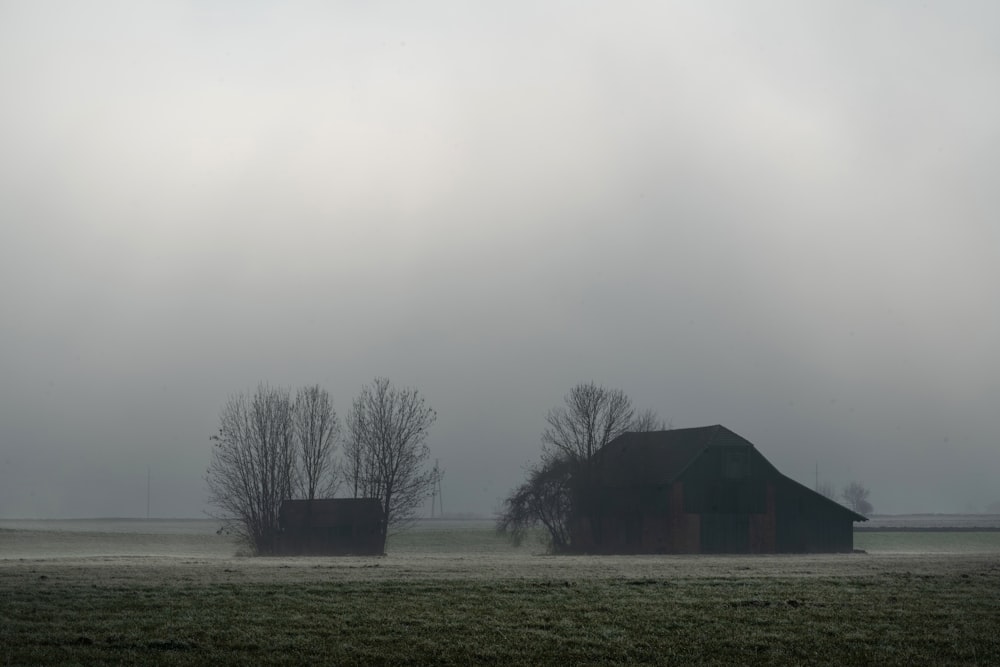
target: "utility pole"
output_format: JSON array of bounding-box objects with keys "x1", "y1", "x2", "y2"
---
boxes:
[{"x1": 430, "y1": 459, "x2": 444, "y2": 518}]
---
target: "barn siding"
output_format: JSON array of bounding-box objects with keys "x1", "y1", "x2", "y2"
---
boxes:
[
  {"x1": 747, "y1": 482, "x2": 777, "y2": 553},
  {"x1": 774, "y1": 481, "x2": 856, "y2": 553},
  {"x1": 568, "y1": 427, "x2": 863, "y2": 554},
  {"x1": 668, "y1": 482, "x2": 700, "y2": 553}
]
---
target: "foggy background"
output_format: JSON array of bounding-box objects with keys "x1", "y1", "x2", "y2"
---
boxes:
[{"x1": 2, "y1": 1, "x2": 998, "y2": 519}]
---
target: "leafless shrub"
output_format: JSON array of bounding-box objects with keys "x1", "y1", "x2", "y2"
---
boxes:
[{"x1": 496, "y1": 457, "x2": 573, "y2": 553}]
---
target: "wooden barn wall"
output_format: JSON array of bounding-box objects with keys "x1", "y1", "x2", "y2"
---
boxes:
[
  {"x1": 571, "y1": 482, "x2": 700, "y2": 554},
  {"x1": 747, "y1": 483, "x2": 777, "y2": 553},
  {"x1": 773, "y1": 480, "x2": 854, "y2": 553},
  {"x1": 667, "y1": 481, "x2": 700, "y2": 553},
  {"x1": 680, "y1": 446, "x2": 767, "y2": 515},
  {"x1": 570, "y1": 443, "x2": 856, "y2": 554}
]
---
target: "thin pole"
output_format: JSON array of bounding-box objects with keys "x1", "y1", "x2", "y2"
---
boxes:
[
  {"x1": 147, "y1": 467, "x2": 151, "y2": 519},
  {"x1": 436, "y1": 460, "x2": 443, "y2": 517}
]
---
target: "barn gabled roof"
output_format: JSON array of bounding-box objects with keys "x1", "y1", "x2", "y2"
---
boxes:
[
  {"x1": 596, "y1": 425, "x2": 868, "y2": 521},
  {"x1": 596, "y1": 424, "x2": 745, "y2": 486}
]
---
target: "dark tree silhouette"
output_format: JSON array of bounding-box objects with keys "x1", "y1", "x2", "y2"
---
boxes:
[
  {"x1": 541, "y1": 382, "x2": 635, "y2": 473},
  {"x1": 498, "y1": 382, "x2": 667, "y2": 552},
  {"x1": 206, "y1": 383, "x2": 296, "y2": 555},
  {"x1": 344, "y1": 377, "x2": 438, "y2": 541},
  {"x1": 293, "y1": 385, "x2": 339, "y2": 500},
  {"x1": 496, "y1": 457, "x2": 573, "y2": 552}
]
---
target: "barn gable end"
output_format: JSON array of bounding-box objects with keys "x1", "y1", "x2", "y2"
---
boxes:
[{"x1": 570, "y1": 425, "x2": 866, "y2": 554}]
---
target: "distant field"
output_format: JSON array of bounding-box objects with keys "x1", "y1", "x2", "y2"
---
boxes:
[
  {"x1": 861, "y1": 514, "x2": 1000, "y2": 530},
  {"x1": 2, "y1": 519, "x2": 1000, "y2": 665}
]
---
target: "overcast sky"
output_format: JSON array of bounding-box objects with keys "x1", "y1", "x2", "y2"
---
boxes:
[{"x1": 2, "y1": 1, "x2": 998, "y2": 519}]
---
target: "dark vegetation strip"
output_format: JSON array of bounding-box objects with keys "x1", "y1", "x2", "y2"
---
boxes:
[{"x1": 3, "y1": 568, "x2": 1000, "y2": 666}]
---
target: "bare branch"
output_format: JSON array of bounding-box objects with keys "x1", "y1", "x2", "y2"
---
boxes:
[
  {"x1": 496, "y1": 457, "x2": 573, "y2": 553},
  {"x1": 293, "y1": 385, "x2": 339, "y2": 501},
  {"x1": 205, "y1": 383, "x2": 296, "y2": 555},
  {"x1": 344, "y1": 377, "x2": 438, "y2": 541},
  {"x1": 632, "y1": 408, "x2": 669, "y2": 432},
  {"x1": 541, "y1": 382, "x2": 635, "y2": 471}
]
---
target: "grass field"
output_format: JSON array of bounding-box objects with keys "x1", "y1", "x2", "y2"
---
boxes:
[{"x1": 2, "y1": 520, "x2": 1000, "y2": 665}]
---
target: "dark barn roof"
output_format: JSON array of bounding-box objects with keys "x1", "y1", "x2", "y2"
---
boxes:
[
  {"x1": 597, "y1": 425, "x2": 867, "y2": 522},
  {"x1": 597, "y1": 425, "x2": 737, "y2": 486}
]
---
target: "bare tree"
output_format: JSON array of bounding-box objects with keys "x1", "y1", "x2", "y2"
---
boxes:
[
  {"x1": 206, "y1": 383, "x2": 296, "y2": 555},
  {"x1": 841, "y1": 481, "x2": 874, "y2": 516},
  {"x1": 499, "y1": 382, "x2": 660, "y2": 552},
  {"x1": 496, "y1": 457, "x2": 572, "y2": 553},
  {"x1": 632, "y1": 408, "x2": 669, "y2": 432},
  {"x1": 293, "y1": 385, "x2": 339, "y2": 500},
  {"x1": 342, "y1": 414, "x2": 368, "y2": 499},
  {"x1": 541, "y1": 381, "x2": 635, "y2": 473},
  {"x1": 345, "y1": 377, "x2": 438, "y2": 541}
]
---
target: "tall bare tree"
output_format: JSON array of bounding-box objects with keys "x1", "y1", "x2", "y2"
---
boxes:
[
  {"x1": 541, "y1": 381, "x2": 635, "y2": 473},
  {"x1": 345, "y1": 377, "x2": 438, "y2": 541},
  {"x1": 293, "y1": 385, "x2": 339, "y2": 500},
  {"x1": 841, "y1": 481, "x2": 874, "y2": 516},
  {"x1": 499, "y1": 382, "x2": 665, "y2": 552},
  {"x1": 206, "y1": 383, "x2": 296, "y2": 555}
]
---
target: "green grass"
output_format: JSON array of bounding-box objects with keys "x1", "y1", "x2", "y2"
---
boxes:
[
  {"x1": 3, "y1": 561, "x2": 1000, "y2": 665},
  {"x1": 3, "y1": 522, "x2": 1000, "y2": 665},
  {"x1": 854, "y1": 530, "x2": 1000, "y2": 553}
]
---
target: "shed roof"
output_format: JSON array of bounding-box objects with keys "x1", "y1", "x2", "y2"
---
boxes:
[{"x1": 279, "y1": 498, "x2": 382, "y2": 529}]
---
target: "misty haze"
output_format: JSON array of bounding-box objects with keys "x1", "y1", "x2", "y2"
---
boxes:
[
  {"x1": 2, "y1": 2, "x2": 999, "y2": 521},
  {"x1": 2, "y1": 2, "x2": 1000, "y2": 664}
]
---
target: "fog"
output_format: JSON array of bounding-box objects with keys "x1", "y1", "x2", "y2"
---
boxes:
[{"x1": 2, "y1": 1, "x2": 998, "y2": 519}]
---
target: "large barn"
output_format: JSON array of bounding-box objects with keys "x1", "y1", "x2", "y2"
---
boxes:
[
  {"x1": 570, "y1": 425, "x2": 867, "y2": 554},
  {"x1": 277, "y1": 498, "x2": 385, "y2": 556}
]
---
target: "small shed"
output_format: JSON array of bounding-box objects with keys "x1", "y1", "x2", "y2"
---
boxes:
[
  {"x1": 571, "y1": 425, "x2": 867, "y2": 554},
  {"x1": 277, "y1": 498, "x2": 385, "y2": 556}
]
